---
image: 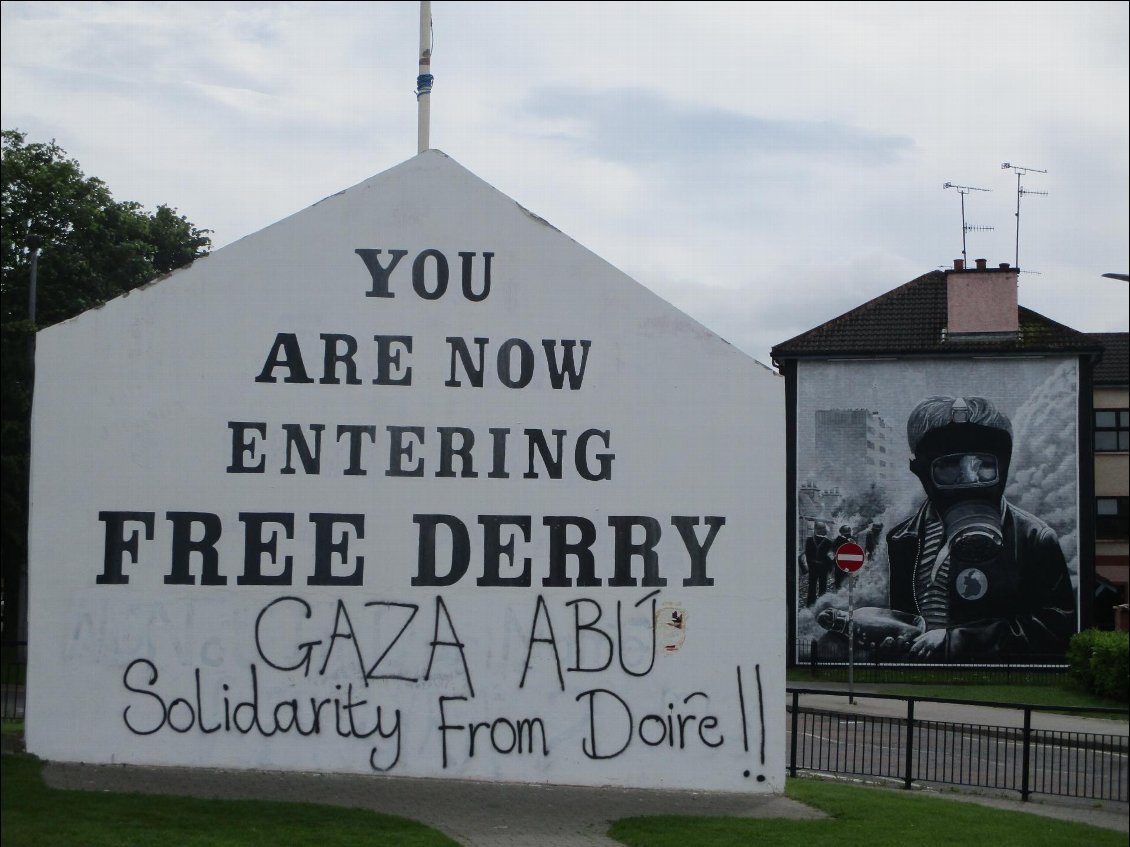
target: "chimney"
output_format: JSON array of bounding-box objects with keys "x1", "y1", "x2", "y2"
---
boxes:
[
  {"x1": 953, "y1": 259, "x2": 964, "y2": 270},
  {"x1": 946, "y1": 260, "x2": 1018, "y2": 335}
]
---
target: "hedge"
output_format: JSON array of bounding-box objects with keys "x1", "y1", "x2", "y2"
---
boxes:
[{"x1": 1067, "y1": 628, "x2": 1129, "y2": 702}]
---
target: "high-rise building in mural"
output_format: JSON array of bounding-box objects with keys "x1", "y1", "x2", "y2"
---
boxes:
[{"x1": 813, "y1": 409, "x2": 894, "y2": 490}]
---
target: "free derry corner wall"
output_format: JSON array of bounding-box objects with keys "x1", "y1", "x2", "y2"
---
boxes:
[{"x1": 26, "y1": 150, "x2": 784, "y2": 792}]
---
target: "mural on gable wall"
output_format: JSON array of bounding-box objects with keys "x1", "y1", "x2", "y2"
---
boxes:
[
  {"x1": 26, "y1": 153, "x2": 786, "y2": 794},
  {"x1": 795, "y1": 357, "x2": 1079, "y2": 661}
]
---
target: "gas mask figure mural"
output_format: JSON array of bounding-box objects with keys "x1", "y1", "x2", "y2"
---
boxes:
[{"x1": 882, "y1": 396, "x2": 1075, "y2": 659}]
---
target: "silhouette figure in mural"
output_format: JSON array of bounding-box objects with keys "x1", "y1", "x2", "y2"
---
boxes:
[
  {"x1": 800, "y1": 522, "x2": 835, "y2": 607},
  {"x1": 864, "y1": 523, "x2": 883, "y2": 561},
  {"x1": 880, "y1": 396, "x2": 1075, "y2": 660},
  {"x1": 832, "y1": 524, "x2": 855, "y2": 590}
]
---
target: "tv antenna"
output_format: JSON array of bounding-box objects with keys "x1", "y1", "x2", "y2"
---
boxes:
[
  {"x1": 943, "y1": 182, "x2": 993, "y2": 267},
  {"x1": 1001, "y1": 163, "x2": 1047, "y2": 270}
]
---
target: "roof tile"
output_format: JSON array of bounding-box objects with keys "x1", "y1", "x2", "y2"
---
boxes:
[
  {"x1": 1089, "y1": 332, "x2": 1129, "y2": 386},
  {"x1": 772, "y1": 270, "x2": 1102, "y2": 362}
]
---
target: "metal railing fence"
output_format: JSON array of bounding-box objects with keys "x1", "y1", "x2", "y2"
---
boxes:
[
  {"x1": 795, "y1": 638, "x2": 1068, "y2": 685},
  {"x1": 787, "y1": 687, "x2": 1129, "y2": 802},
  {"x1": 1, "y1": 641, "x2": 26, "y2": 721}
]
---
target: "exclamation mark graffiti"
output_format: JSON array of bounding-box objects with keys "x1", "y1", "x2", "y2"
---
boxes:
[
  {"x1": 736, "y1": 665, "x2": 750, "y2": 753},
  {"x1": 755, "y1": 663, "x2": 766, "y2": 772},
  {"x1": 736, "y1": 664, "x2": 766, "y2": 782}
]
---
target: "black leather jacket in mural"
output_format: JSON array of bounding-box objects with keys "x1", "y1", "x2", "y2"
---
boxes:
[{"x1": 886, "y1": 500, "x2": 1076, "y2": 657}]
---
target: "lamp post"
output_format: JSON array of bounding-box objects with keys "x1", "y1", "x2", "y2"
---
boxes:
[{"x1": 18, "y1": 234, "x2": 42, "y2": 649}]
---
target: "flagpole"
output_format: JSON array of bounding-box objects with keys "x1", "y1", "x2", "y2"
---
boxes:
[{"x1": 417, "y1": 1, "x2": 433, "y2": 153}]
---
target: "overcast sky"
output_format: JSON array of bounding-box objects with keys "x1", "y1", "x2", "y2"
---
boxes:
[{"x1": 3, "y1": 1, "x2": 1127, "y2": 365}]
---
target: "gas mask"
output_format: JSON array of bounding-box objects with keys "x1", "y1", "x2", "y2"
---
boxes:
[{"x1": 909, "y1": 416, "x2": 1011, "y2": 563}]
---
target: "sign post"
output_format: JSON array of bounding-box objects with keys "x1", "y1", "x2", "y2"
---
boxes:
[{"x1": 835, "y1": 541, "x2": 866, "y2": 704}]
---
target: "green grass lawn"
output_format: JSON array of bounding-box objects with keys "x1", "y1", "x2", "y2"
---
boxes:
[
  {"x1": 609, "y1": 776, "x2": 1127, "y2": 847},
  {"x1": 0, "y1": 752, "x2": 459, "y2": 847}
]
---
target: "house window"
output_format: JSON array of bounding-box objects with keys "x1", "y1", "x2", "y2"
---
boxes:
[
  {"x1": 1096, "y1": 497, "x2": 1130, "y2": 540},
  {"x1": 1094, "y1": 408, "x2": 1129, "y2": 452}
]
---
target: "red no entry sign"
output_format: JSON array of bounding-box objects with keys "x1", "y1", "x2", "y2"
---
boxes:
[{"x1": 835, "y1": 541, "x2": 866, "y2": 573}]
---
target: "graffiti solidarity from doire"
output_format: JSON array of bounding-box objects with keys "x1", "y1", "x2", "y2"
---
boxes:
[
  {"x1": 119, "y1": 591, "x2": 765, "y2": 776},
  {"x1": 91, "y1": 247, "x2": 765, "y2": 780}
]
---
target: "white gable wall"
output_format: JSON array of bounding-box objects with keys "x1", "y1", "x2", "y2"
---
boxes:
[{"x1": 27, "y1": 151, "x2": 784, "y2": 791}]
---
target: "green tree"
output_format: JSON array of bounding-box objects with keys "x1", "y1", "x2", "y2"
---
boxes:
[{"x1": 1, "y1": 129, "x2": 210, "y2": 641}]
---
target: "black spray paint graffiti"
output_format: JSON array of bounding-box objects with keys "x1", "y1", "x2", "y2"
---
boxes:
[
  {"x1": 123, "y1": 659, "x2": 405, "y2": 771},
  {"x1": 119, "y1": 592, "x2": 768, "y2": 779}
]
